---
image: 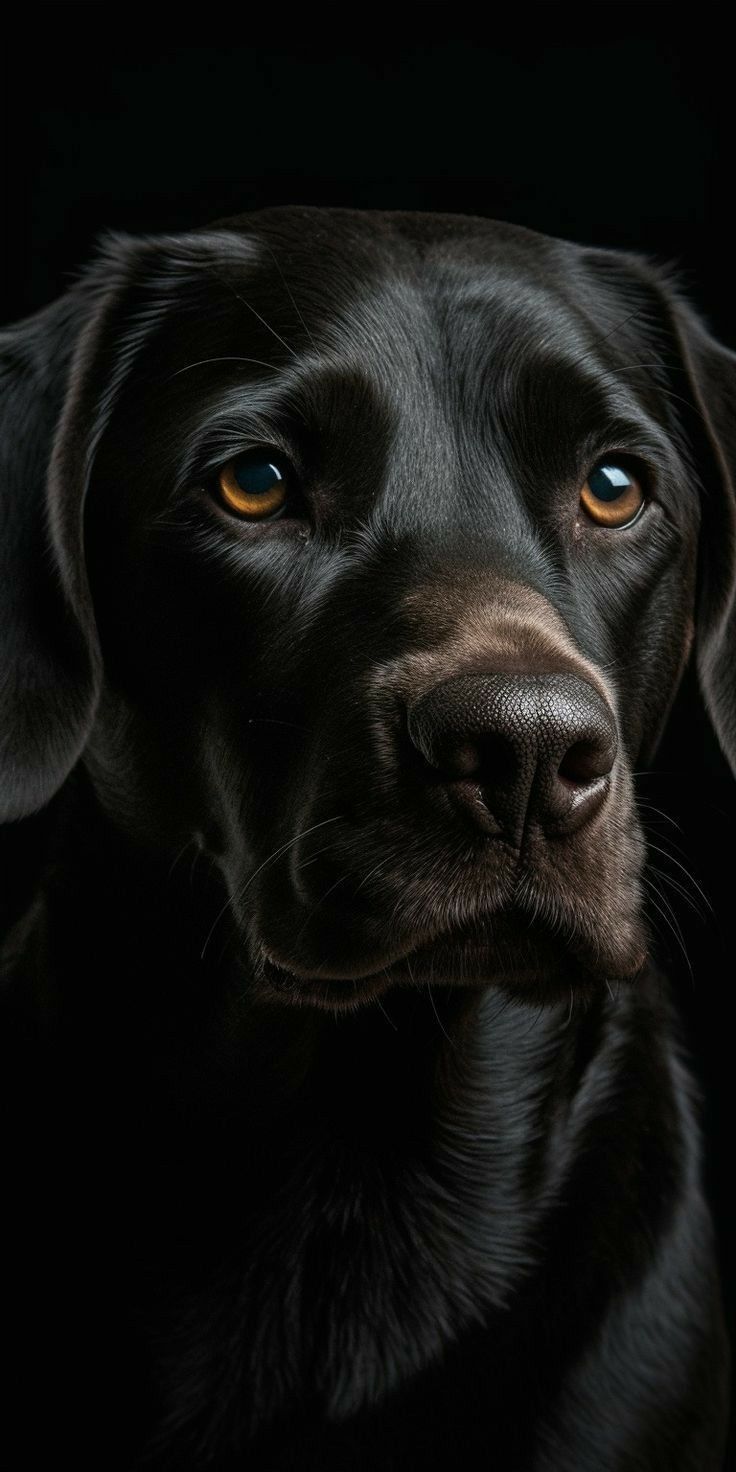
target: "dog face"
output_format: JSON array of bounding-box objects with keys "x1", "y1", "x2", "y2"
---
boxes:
[{"x1": 2, "y1": 209, "x2": 735, "y2": 1008}]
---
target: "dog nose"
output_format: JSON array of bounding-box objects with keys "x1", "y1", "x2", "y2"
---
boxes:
[{"x1": 406, "y1": 672, "x2": 617, "y2": 842}]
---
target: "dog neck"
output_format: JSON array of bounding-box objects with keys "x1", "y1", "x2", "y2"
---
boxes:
[{"x1": 4, "y1": 777, "x2": 650, "y2": 1438}]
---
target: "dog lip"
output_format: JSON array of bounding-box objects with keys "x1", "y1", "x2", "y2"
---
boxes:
[
  {"x1": 260, "y1": 954, "x2": 392, "y2": 1009},
  {"x1": 259, "y1": 905, "x2": 647, "y2": 995},
  {"x1": 259, "y1": 915, "x2": 515, "y2": 985},
  {"x1": 260, "y1": 945, "x2": 403, "y2": 986},
  {"x1": 259, "y1": 945, "x2": 645, "y2": 1011}
]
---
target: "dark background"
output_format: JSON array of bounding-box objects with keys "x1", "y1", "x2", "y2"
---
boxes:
[{"x1": 3, "y1": 2, "x2": 734, "y2": 1448}]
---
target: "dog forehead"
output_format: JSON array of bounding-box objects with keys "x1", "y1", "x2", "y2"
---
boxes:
[
  {"x1": 176, "y1": 214, "x2": 659, "y2": 491},
  {"x1": 214, "y1": 204, "x2": 572, "y2": 276},
  {"x1": 147, "y1": 209, "x2": 626, "y2": 467},
  {"x1": 83, "y1": 209, "x2": 673, "y2": 552},
  {"x1": 201, "y1": 206, "x2": 588, "y2": 356}
]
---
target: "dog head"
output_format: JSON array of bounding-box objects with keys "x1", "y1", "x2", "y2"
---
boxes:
[{"x1": 2, "y1": 208, "x2": 734, "y2": 1008}]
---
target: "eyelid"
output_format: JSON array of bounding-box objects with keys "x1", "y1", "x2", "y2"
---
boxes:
[
  {"x1": 169, "y1": 418, "x2": 306, "y2": 495},
  {"x1": 589, "y1": 448, "x2": 648, "y2": 472},
  {"x1": 200, "y1": 439, "x2": 301, "y2": 482},
  {"x1": 585, "y1": 447, "x2": 659, "y2": 492}
]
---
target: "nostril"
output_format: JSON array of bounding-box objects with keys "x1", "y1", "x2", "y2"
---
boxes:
[
  {"x1": 558, "y1": 739, "x2": 614, "y2": 786},
  {"x1": 447, "y1": 735, "x2": 519, "y2": 786},
  {"x1": 445, "y1": 741, "x2": 482, "y2": 779}
]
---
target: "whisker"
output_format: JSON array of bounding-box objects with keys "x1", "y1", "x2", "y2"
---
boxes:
[
  {"x1": 199, "y1": 815, "x2": 343, "y2": 959},
  {"x1": 642, "y1": 875, "x2": 695, "y2": 987},
  {"x1": 569, "y1": 307, "x2": 647, "y2": 367},
  {"x1": 353, "y1": 859, "x2": 390, "y2": 896},
  {"x1": 188, "y1": 845, "x2": 203, "y2": 892},
  {"x1": 168, "y1": 355, "x2": 280, "y2": 380},
  {"x1": 644, "y1": 840, "x2": 712, "y2": 912},
  {"x1": 213, "y1": 269, "x2": 298, "y2": 359},
  {"x1": 646, "y1": 862, "x2": 706, "y2": 920},
  {"x1": 292, "y1": 870, "x2": 352, "y2": 947},
  {"x1": 167, "y1": 836, "x2": 197, "y2": 881},
  {"x1": 634, "y1": 796, "x2": 683, "y2": 833},
  {"x1": 245, "y1": 717, "x2": 310, "y2": 732},
  {"x1": 425, "y1": 977, "x2": 455, "y2": 1048},
  {"x1": 293, "y1": 843, "x2": 343, "y2": 872},
  {"x1": 374, "y1": 991, "x2": 398, "y2": 1031},
  {"x1": 262, "y1": 241, "x2": 318, "y2": 352}
]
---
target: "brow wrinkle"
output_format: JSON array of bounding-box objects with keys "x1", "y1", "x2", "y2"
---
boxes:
[
  {"x1": 600, "y1": 369, "x2": 709, "y2": 429},
  {"x1": 572, "y1": 357, "x2": 709, "y2": 431}
]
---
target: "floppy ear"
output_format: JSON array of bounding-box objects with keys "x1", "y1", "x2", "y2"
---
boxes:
[
  {"x1": 1, "y1": 228, "x2": 260, "y2": 823},
  {"x1": 0, "y1": 243, "x2": 144, "y2": 822},
  {"x1": 0, "y1": 289, "x2": 97, "y2": 821},
  {"x1": 664, "y1": 296, "x2": 736, "y2": 777}
]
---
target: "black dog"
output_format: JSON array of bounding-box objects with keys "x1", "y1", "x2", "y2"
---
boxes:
[{"x1": 0, "y1": 208, "x2": 732, "y2": 1469}]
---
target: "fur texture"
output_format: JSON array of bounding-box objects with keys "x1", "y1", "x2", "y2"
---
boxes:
[{"x1": 0, "y1": 208, "x2": 732, "y2": 1468}]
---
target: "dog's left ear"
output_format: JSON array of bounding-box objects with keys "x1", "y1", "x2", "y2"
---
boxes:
[
  {"x1": 665, "y1": 296, "x2": 736, "y2": 778},
  {"x1": 619, "y1": 262, "x2": 736, "y2": 779},
  {"x1": 585, "y1": 250, "x2": 736, "y2": 776}
]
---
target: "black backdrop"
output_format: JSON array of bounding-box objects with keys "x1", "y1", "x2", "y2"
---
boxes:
[{"x1": 3, "y1": 3, "x2": 734, "y2": 1444}]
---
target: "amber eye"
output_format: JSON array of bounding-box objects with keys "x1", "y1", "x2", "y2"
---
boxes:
[
  {"x1": 215, "y1": 451, "x2": 290, "y2": 520},
  {"x1": 580, "y1": 462, "x2": 645, "y2": 528}
]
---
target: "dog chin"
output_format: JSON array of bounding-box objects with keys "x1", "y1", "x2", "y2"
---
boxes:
[{"x1": 254, "y1": 913, "x2": 648, "y2": 1013}]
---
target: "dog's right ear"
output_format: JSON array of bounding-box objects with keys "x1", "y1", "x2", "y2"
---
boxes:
[
  {"x1": 0, "y1": 290, "x2": 96, "y2": 820},
  {"x1": 0, "y1": 249, "x2": 142, "y2": 823},
  {"x1": 1, "y1": 228, "x2": 257, "y2": 824}
]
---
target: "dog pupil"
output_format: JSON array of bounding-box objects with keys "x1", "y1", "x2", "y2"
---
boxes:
[
  {"x1": 233, "y1": 455, "x2": 282, "y2": 496},
  {"x1": 588, "y1": 464, "x2": 630, "y2": 502}
]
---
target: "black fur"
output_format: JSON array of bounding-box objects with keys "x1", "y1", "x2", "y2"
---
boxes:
[{"x1": 0, "y1": 208, "x2": 732, "y2": 1468}]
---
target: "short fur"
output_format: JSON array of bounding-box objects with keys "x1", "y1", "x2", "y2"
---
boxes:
[{"x1": 0, "y1": 209, "x2": 732, "y2": 1469}]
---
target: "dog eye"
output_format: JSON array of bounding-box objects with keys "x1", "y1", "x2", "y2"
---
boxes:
[
  {"x1": 580, "y1": 462, "x2": 645, "y2": 528},
  {"x1": 214, "y1": 451, "x2": 292, "y2": 520}
]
